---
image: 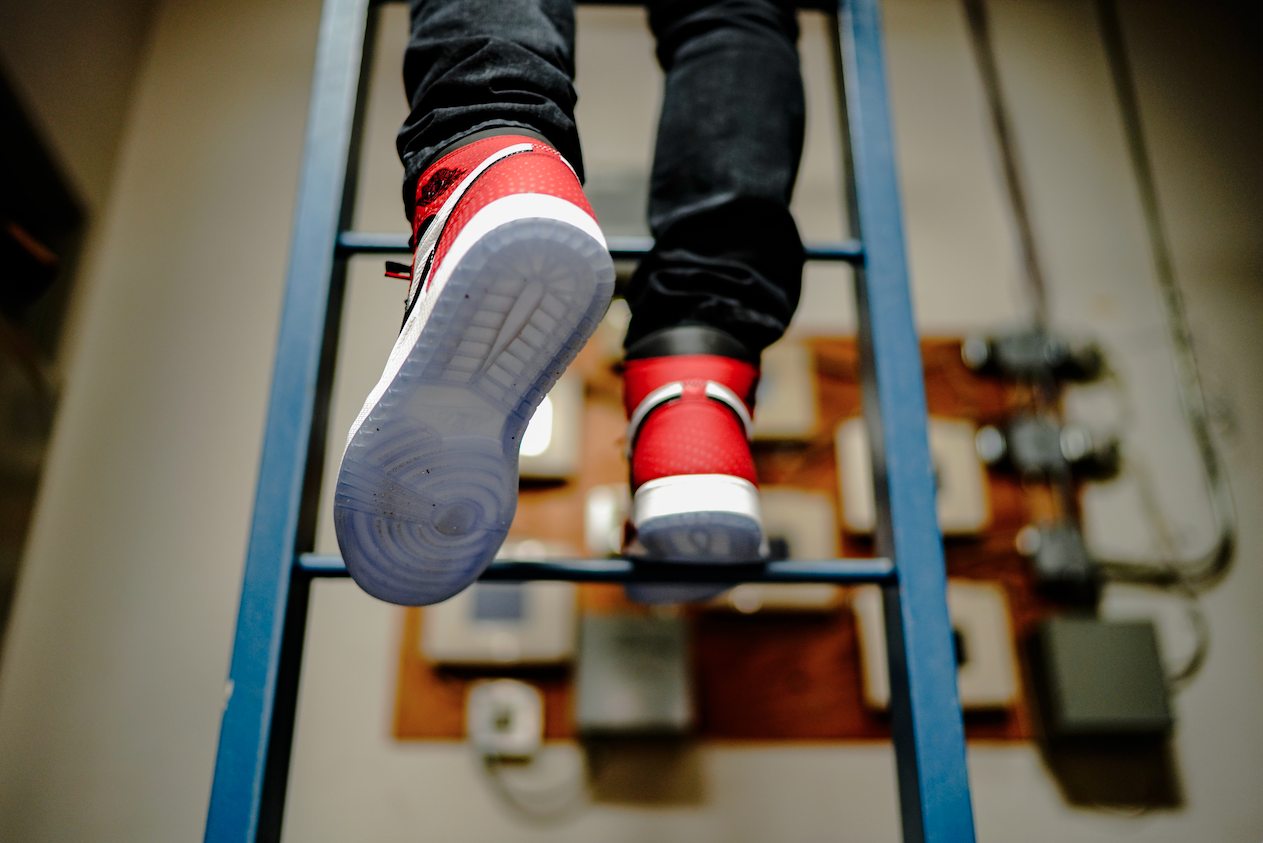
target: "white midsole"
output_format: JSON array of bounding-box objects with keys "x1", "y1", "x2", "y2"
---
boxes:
[
  {"x1": 345, "y1": 192, "x2": 608, "y2": 447},
  {"x1": 633, "y1": 474, "x2": 762, "y2": 526}
]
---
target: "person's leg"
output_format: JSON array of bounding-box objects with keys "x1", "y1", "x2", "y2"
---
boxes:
[
  {"x1": 626, "y1": 0, "x2": 807, "y2": 360},
  {"x1": 397, "y1": 0, "x2": 584, "y2": 221},
  {"x1": 336, "y1": 0, "x2": 614, "y2": 606},
  {"x1": 621, "y1": 0, "x2": 806, "y2": 582}
]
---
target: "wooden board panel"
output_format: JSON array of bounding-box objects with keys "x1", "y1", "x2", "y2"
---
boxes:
[{"x1": 394, "y1": 338, "x2": 1059, "y2": 742}]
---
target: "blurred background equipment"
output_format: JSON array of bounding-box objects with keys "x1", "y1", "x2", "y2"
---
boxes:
[
  {"x1": 583, "y1": 483, "x2": 630, "y2": 558},
  {"x1": 752, "y1": 340, "x2": 818, "y2": 440},
  {"x1": 1031, "y1": 617, "x2": 1173, "y2": 740},
  {"x1": 575, "y1": 615, "x2": 693, "y2": 736},
  {"x1": 518, "y1": 374, "x2": 584, "y2": 480},
  {"x1": 853, "y1": 580, "x2": 1019, "y2": 711},
  {"x1": 466, "y1": 678, "x2": 588, "y2": 821},
  {"x1": 466, "y1": 678, "x2": 544, "y2": 758},
  {"x1": 836, "y1": 416, "x2": 991, "y2": 536},
  {"x1": 422, "y1": 579, "x2": 577, "y2": 667}
]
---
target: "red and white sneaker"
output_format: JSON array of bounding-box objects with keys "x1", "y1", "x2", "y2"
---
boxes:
[
  {"x1": 623, "y1": 346, "x2": 764, "y2": 563},
  {"x1": 335, "y1": 135, "x2": 614, "y2": 605}
]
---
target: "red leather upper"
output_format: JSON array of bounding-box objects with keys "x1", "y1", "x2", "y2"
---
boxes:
[
  {"x1": 412, "y1": 135, "x2": 596, "y2": 294},
  {"x1": 623, "y1": 354, "x2": 760, "y2": 489},
  {"x1": 413, "y1": 135, "x2": 547, "y2": 234}
]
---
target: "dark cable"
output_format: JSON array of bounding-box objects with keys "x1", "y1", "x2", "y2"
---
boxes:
[
  {"x1": 961, "y1": 0, "x2": 1082, "y2": 535},
  {"x1": 481, "y1": 754, "x2": 588, "y2": 824},
  {"x1": 960, "y1": 0, "x2": 1050, "y2": 331},
  {"x1": 1091, "y1": 0, "x2": 1237, "y2": 591},
  {"x1": 1167, "y1": 588, "x2": 1211, "y2": 689}
]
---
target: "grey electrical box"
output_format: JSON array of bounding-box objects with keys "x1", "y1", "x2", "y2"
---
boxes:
[
  {"x1": 1035, "y1": 617, "x2": 1173, "y2": 739},
  {"x1": 575, "y1": 615, "x2": 693, "y2": 735}
]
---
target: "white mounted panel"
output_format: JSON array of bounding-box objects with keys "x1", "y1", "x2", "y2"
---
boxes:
[
  {"x1": 852, "y1": 579, "x2": 1019, "y2": 710},
  {"x1": 422, "y1": 542, "x2": 578, "y2": 666},
  {"x1": 584, "y1": 483, "x2": 630, "y2": 557},
  {"x1": 519, "y1": 374, "x2": 583, "y2": 479},
  {"x1": 836, "y1": 416, "x2": 991, "y2": 536},
  {"x1": 753, "y1": 341, "x2": 818, "y2": 439},
  {"x1": 591, "y1": 297, "x2": 631, "y2": 363},
  {"x1": 760, "y1": 487, "x2": 839, "y2": 558}
]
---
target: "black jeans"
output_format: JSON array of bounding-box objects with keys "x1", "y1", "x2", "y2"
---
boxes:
[{"x1": 399, "y1": 0, "x2": 807, "y2": 358}]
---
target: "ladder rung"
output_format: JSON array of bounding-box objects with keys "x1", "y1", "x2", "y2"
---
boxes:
[
  {"x1": 336, "y1": 231, "x2": 864, "y2": 265},
  {"x1": 296, "y1": 553, "x2": 895, "y2": 584}
]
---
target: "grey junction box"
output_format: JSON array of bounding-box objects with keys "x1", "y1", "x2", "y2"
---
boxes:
[
  {"x1": 1035, "y1": 617, "x2": 1173, "y2": 739},
  {"x1": 575, "y1": 615, "x2": 693, "y2": 735}
]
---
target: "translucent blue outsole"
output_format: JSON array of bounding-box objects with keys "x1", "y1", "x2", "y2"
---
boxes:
[
  {"x1": 628, "y1": 511, "x2": 764, "y2": 604},
  {"x1": 334, "y1": 216, "x2": 614, "y2": 605}
]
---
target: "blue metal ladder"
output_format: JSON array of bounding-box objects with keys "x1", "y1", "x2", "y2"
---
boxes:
[{"x1": 204, "y1": 1, "x2": 975, "y2": 840}]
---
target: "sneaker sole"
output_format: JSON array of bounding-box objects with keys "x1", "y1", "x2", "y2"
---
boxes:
[
  {"x1": 633, "y1": 474, "x2": 764, "y2": 562},
  {"x1": 335, "y1": 195, "x2": 614, "y2": 605}
]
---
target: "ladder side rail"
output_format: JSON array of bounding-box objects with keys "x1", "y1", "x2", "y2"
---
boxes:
[
  {"x1": 204, "y1": 0, "x2": 376, "y2": 839},
  {"x1": 833, "y1": 1, "x2": 976, "y2": 841}
]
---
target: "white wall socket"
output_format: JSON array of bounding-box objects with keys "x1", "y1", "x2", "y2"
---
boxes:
[
  {"x1": 466, "y1": 679, "x2": 543, "y2": 758},
  {"x1": 852, "y1": 579, "x2": 1019, "y2": 710},
  {"x1": 835, "y1": 416, "x2": 990, "y2": 536}
]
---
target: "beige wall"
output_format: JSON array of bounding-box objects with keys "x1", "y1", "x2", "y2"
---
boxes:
[
  {"x1": 0, "y1": 1, "x2": 1259, "y2": 841},
  {"x1": 0, "y1": 0, "x2": 321, "y2": 839},
  {"x1": 0, "y1": 0, "x2": 159, "y2": 374},
  {"x1": 0, "y1": 0, "x2": 157, "y2": 214}
]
